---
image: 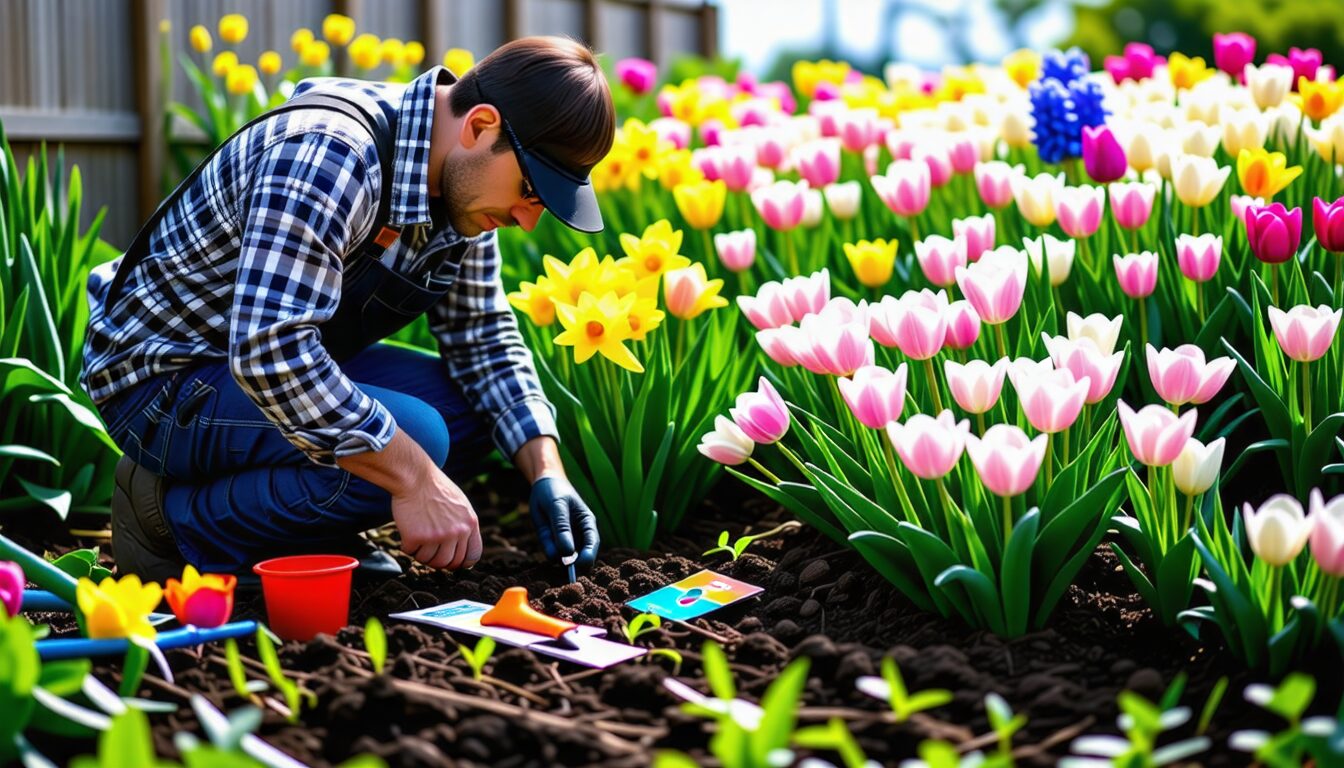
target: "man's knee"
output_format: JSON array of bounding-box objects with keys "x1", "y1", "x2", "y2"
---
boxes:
[{"x1": 387, "y1": 396, "x2": 450, "y2": 467}]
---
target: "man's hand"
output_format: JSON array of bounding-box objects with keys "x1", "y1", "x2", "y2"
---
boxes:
[
  {"x1": 392, "y1": 471, "x2": 482, "y2": 569},
  {"x1": 528, "y1": 476, "x2": 600, "y2": 565}
]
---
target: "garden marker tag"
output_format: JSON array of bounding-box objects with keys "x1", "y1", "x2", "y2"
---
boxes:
[
  {"x1": 389, "y1": 600, "x2": 645, "y2": 669},
  {"x1": 625, "y1": 569, "x2": 762, "y2": 622}
]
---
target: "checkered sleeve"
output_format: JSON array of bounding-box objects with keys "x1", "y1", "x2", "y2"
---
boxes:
[
  {"x1": 427, "y1": 233, "x2": 559, "y2": 459},
  {"x1": 229, "y1": 132, "x2": 395, "y2": 466}
]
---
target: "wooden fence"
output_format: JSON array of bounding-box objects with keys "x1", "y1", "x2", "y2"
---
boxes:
[{"x1": 1, "y1": 0, "x2": 718, "y2": 247}]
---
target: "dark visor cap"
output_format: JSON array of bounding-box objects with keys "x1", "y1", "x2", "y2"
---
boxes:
[{"x1": 521, "y1": 144, "x2": 605, "y2": 234}]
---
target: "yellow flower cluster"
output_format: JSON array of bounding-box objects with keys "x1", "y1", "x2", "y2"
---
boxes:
[
  {"x1": 190, "y1": 13, "x2": 434, "y2": 75},
  {"x1": 592, "y1": 117, "x2": 682, "y2": 193},
  {"x1": 656, "y1": 79, "x2": 740, "y2": 128},
  {"x1": 1296, "y1": 77, "x2": 1344, "y2": 122},
  {"x1": 792, "y1": 59, "x2": 851, "y2": 98}
]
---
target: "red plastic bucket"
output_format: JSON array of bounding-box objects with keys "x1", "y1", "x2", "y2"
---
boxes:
[{"x1": 252, "y1": 554, "x2": 359, "y2": 641}]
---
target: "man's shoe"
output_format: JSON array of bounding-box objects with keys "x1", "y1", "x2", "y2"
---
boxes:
[
  {"x1": 340, "y1": 536, "x2": 403, "y2": 579},
  {"x1": 110, "y1": 456, "x2": 186, "y2": 583}
]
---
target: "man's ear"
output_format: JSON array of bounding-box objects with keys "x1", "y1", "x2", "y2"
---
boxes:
[{"x1": 459, "y1": 104, "x2": 501, "y2": 150}]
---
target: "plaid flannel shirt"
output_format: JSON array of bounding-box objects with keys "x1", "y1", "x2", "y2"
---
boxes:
[{"x1": 81, "y1": 66, "x2": 558, "y2": 466}]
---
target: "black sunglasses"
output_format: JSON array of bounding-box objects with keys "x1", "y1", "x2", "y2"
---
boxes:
[{"x1": 473, "y1": 78, "x2": 542, "y2": 204}]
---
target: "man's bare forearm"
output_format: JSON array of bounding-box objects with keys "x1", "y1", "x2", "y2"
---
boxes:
[
  {"x1": 337, "y1": 428, "x2": 437, "y2": 496},
  {"x1": 513, "y1": 435, "x2": 565, "y2": 484}
]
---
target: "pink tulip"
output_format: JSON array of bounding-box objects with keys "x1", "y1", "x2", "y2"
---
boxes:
[
  {"x1": 1145, "y1": 344, "x2": 1235, "y2": 407},
  {"x1": 1267, "y1": 47, "x2": 1323, "y2": 87},
  {"x1": 699, "y1": 118, "x2": 726, "y2": 147},
  {"x1": 715, "y1": 229, "x2": 757, "y2": 273},
  {"x1": 944, "y1": 300, "x2": 982, "y2": 350},
  {"x1": 1175, "y1": 234, "x2": 1223, "y2": 283},
  {"x1": 869, "y1": 290, "x2": 948, "y2": 360},
  {"x1": 615, "y1": 57, "x2": 658, "y2": 94},
  {"x1": 748, "y1": 168, "x2": 776, "y2": 194},
  {"x1": 1012, "y1": 366, "x2": 1089, "y2": 434},
  {"x1": 914, "y1": 235, "x2": 965, "y2": 288},
  {"x1": 885, "y1": 129, "x2": 917, "y2": 161},
  {"x1": 974, "y1": 161, "x2": 1021, "y2": 209},
  {"x1": 718, "y1": 144, "x2": 757, "y2": 192},
  {"x1": 944, "y1": 358, "x2": 1008, "y2": 414},
  {"x1": 1313, "y1": 196, "x2": 1344, "y2": 253},
  {"x1": 1268, "y1": 304, "x2": 1343, "y2": 362},
  {"x1": 1105, "y1": 42, "x2": 1162, "y2": 83},
  {"x1": 886, "y1": 410, "x2": 970, "y2": 480},
  {"x1": 1213, "y1": 32, "x2": 1257, "y2": 79},
  {"x1": 863, "y1": 145, "x2": 881, "y2": 177},
  {"x1": 1117, "y1": 400, "x2": 1198, "y2": 467},
  {"x1": 756, "y1": 327, "x2": 801, "y2": 367},
  {"x1": 797, "y1": 139, "x2": 842, "y2": 188},
  {"x1": 913, "y1": 142, "x2": 955, "y2": 187},
  {"x1": 838, "y1": 364, "x2": 909, "y2": 429},
  {"x1": 811, "y1": 99, "x2": 845, "y2": 135},
  {"x1": 952, "y1": 214, "x2": 996, "y2": 263},
  {"x1": 1056, "y1": 185, "x2": 1106, "y2": 239},
  {"x1": 783, "y1": 269, "x2": 831, "y2": 321},
  {"x1": 954, "y1": 247, "x2": 1028, "y2": 325},
  {"x1": 1244, "y1": 203, "x2": 1302, "y2": 265},
  {"x1": 0, "y1": 560, "x2": 22, "y2": 618},
  {"x1": 1042, "y1": 335, "x2": 1126, "y2": 405},
  {"x1": 871, "y1": 160, "x2": 932, "y2": 217},
  {"x1": 1082, "y1": 126, "x2": 1128, "y2": 183},
  {"x1": 649, "y1": 117, "x2": 691, "y2": 150},
  {"x1": 730, "y1": 377, "x2": 791, "y2": 444},
  {"x1": 752, "y1": 180, "x2": 808, "y2": 231},
  {"x1": 838, "y1": 108, "x2": 881, "y2": 153},
  {"x1": 1231, "y1": 194, "x2": 1266, "y2": 223},
  {"x1": 1309, "y1": 489, "x2": 1344, "y2": 576},
  {"x1": 790, "y1": 314, "x2": 874, "y2": 377},
  {"x1": 698, "y1": 415, "x2": 755, "y2": 466},
  {"x1": 752, "y1": 129, "x2": 789, "y2": 169},
  {"x1": 1109, "y1": 182, "x2": 1157, "y2": 231},
  {"x1": 966, "y1": 425, "x2": 1048, "y2": 497},
  {"x1": 946, "y1": 136, "x2": 978, "y2": 176},
  {"x1": 815, "y1": 295, "x2": 868, "y2": 326},
  {"x1": 738, "y1": 283, "x2": 796, "y2": 330},
  {"x1": 1113, "y1": 252, "x2": 1159, "y2": 299}
]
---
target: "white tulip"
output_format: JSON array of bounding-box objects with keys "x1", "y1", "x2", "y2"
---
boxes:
[
  {"x1": 1022, "y1": 234, "x2": 1077, "y2": 286},
  {"x1": 823, "y1": 181, "x2": 861, "y2": 220},
  {"x1": 1011, "y1": 172, "x2": 1063, "y2": 228},
  {"x1": 1221, "y1": 108, "x2": 1271, "y2": 158},
  {"x1": 1172, "y1": 154, "x2": 1231, "y2": 208},
  {"x1": 1066, "y1": 311, "x2": 1124, "y2": 356},
  {"x1": 1305, "y1": 113, "x2": 1344, "y2": 165},
  {"x1": 1243, "y1": 495, "x2": 1313, "y2": 567},
  {"x1": 1178, "y1": 121, "x2": 1221, "y2": 157},
  {"x1": 800, "y1": 188, "x2": 824, "y2": 228},
  {"x1": 1247, "y1": 63, "x2": 1294, "y2": 109},
  {"x1": 1173, "y1": 437, "x2": 1225, "y2": 496}
]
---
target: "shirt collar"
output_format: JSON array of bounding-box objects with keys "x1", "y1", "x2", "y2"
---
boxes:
[{"x1": 389, "y1": 66, "x2": 455, "y2": 228}]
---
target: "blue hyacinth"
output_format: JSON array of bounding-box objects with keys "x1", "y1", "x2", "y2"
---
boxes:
[{"x1": 1029, "y1": 48, "x2": 1108, "y2": 164}]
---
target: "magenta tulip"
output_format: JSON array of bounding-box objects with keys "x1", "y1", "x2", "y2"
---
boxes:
[
  {"x1": 871, "y1": 160, "x2": 932, "y2": 217},
  {"x1": 1313, "y1": 196, "x2": 1344, "y2": 253},
  {"x1": 1213, "y1": 32, "x2": 1257, "y2": 79},
  {"x1": 1113, "y1": 252, "x2": 1159, "y2": 299},
  {"x1": 1145, "y1": 344, "x2": 1235, "y2": 406},
  {"x1": 952, "y1": 213, "x2": 996, "y2": 263},
  {"x1": 1117, "y1": 400, "x2": 1198, "y2": 467},
  {"x1": 1175, "y1": 234, "x2": 1224, "y2": 282},
  {"x1": 838, "y1": 364, "x2": 909, "y2": 429},
  {"x1": 966, "y1": 425, "x2": 1047, "y2": 498},
  {"x1": 730, "y1": 377, "x2": 791, "y2": 444},
  {"x1": 1267, "y1": 47, "x2": 1322, "y2": 87},
  {"x1": 615, "y1": 57, "x2": 657, "y2": 94},
  {"x1": 1104, "y1": 42, "x2": 1162, "y2": 83},
  {"x1": 943, "y1": 300, "x2": 981, "y2": 350},
  {"x1": 1244, "y1": 203, "x2": 1302, "y2": 264},
  {"x1": 1109, "y1": 182, "x2": 1157, "y2": 231},
  {"x1": 1268, "y1": 304, "x2": 1343, "y2": 362},
  {"x1": 945, "y1": 358, "x2": 1008, "y2": 415},
  {"x1": 0, "y1": 560, "x2": 22, "y2": 618},
  {"x1": 914, "y1": 235, "x2": 965, "y2": 288},
  {"x1": 1012, "y1": 366, "x2": 1089, "y2": 434},
  {"x1": 955, "y1": 247, "x2": 1028, "y2": 325},
  {"x1": 1309, "y1": 489, "x2": 1344, "y2": 577},
  {"x1": 1082, "y1": 126, "x2": 1128, "y2": 183},
  {"x1": 886, "y1": 410, "x2": 970, "y2": 480}
]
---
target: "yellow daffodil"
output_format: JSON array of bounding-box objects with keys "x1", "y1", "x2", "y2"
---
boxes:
[
  {"x1": 843, "y1": 239, "x2": 898, "y2": 288},
  {"x1": 1237, "y1": 148, "x2": 1302, "y2": 199},
  {"x1": 792, "y1": 59, "x2": 850, "y2": 98},
  {"x1": 626, "y1": 296, "x2": 666, "y2": 340},
  {"x1": 664, "y1": 263, "x2": 728, "y2": 320},
  {"x1": 76, "y1": 575, "x2": 163, "y2": 640},
  {"x1": 189, "y1": 24, "x2": 212, "y2": 53},
  {"x1": 554, "y1": 292, "x2": 644, "y2": 372},
  {"x1": 404, "y1": 41, "x2": 426, "y2": 66},
  {"x1": 218, "y1": 13, "x2": 248, "y2": 45},
  {"x1": 618, "y1": 220, "x2": 690, "y2": 281},
  {"x1": 658, "y1": 81, "x2": 703, "y2": 125},
  {"x1": 1298, "y1": 77, "x2": 1344, "y2": 123},
  {"x1": 620, "y1": 118, "x2": 665, "y2": 179},
  {"x1": 1003, "y1": 49, "x2": 1041, "y2": 89},
  {"x1": 349, "y1": 34, "x2": 382, "y2": 70},
  {"x1": 225, "y1": 64, "x2": 257, "y2": 96},
  {"x1": 656, "y1": 149, "x2": 704, "y2": 191},
  {"x1": 299, "y1": 40, "x2": 330, "y2": 68},
  {"x1": 258, "y1": 51, "x2": 282, "y2": 76},
  {"x1": 444, "y1": 48, "x2": 474, "y2": 77},
  {"x1": 934, "y1": 66, "x2": 986, "y2": 102},
  {"x1": 592, "y1": 145, "x2": 641, "y2": 193},
  {"x1": 322, "y1": 14, "x2": 356, "y2": 46},
  {"x1": 291, "y1": 28, "x2": 314, "y2": 54},
  {"x1": 543, "y1": 248, "x2": 604, "y2": 307},
  {"x1": 673, "y1": 179, "x2": 727, "y2": 231},
  {"x1": 381, "y1": 38, "x2": 406, "y2": 67},
  {"x1": 508, "y1": 277, "x2": 559, "y2": 327},
  {"x1": 1168, "y1": 52, "x2": 1214, "y2": 91},
  {"x1": 212, "y1": 51, "x2": 238, "y2": 77}
]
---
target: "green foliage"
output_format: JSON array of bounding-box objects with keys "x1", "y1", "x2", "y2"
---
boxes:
[
  {"x1": 623, "y1": 612, "x2": 663, "y2": 644},
  {"x1": 1229, "y1": 674, "x2": 1344, "y2": 767},
  {"x1": 223, "y1": 639, "x2": 265, "y2": 699},
  {"x1": 254, "y1": 627, "x2": 313, "y2": 723},
  {"x1": 457, "y1": 636, "x2": 496, "y2": 681},
  {"x1": 858, "y1": 656, "x2": 953, "y2": 723},
  {"x1": 703, "y1": 521, "x2": 799, "y2": 561},
  {"x1": 51, "y1": 548, "x2": 114, "y2": 584},
  {"x1": 1061, "y1": 678, "x2": 1211, "y2": 767},
  {"x1": 364, "y1": 617, "x2": 387, "y2": 675}
]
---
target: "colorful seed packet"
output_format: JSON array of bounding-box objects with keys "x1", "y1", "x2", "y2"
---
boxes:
[{"x1": 625, "y1": 569, "x2": 763, "y2": 621}]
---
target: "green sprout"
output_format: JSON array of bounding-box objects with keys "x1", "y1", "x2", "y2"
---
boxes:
[
  {"x1": 255, "y1": 627, "x2": 314, "y2": 723},
  {"x1": 457, "y1": 637, "x2": 496, "y2": 681},
  {"x1": 856, "y1": 656, "x2": 952, "y2": 723},
  {"x1": 364, "y1": 617, "x2": 387, "y2": 675},
  {"x1": 702, "y1": 521, "x2": 799, "y2": 561}
]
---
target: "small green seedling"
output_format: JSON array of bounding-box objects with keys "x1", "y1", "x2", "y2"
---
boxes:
[
  {"x1": 255, "y1": 627, "x2": 315, "y2": 723},
  {"x1": 1230, "y1": 673, "x2": 1342, "y2": 767},
  {"x1": 457, "y1": 637, "x2": 496, "y2": 681},
  {"x1": 1197, "y1": 676, "x2": 1228, "y2": 736},
  {"x1": 647, "y1": 648, "x2": 684, "y2": 674},
  {"x1": 1061, "y1": 686, "x2": 1210, "y2": 767},
  {"x1": 985, "y1": 692, "x2": 1026, "y2": 763},
  {"x1": 623, "y1": 612, "x2": 663, "y2": 644},
  {"x1": 223, "y1": 639, "x2": 266, "y2": 701},
  {"x1": 702, "y1": 521, "x2": 798, "y2": 561},
  {"x1": 364, "y1": 617, "x2": 387, "y2": 675},
  {"x1": 856, "y1": 656, "x2": 952, "y2": 723}
]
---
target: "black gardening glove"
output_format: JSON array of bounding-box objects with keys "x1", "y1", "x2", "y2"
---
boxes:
[{"x1": 529, "y1": 476, "x2": 600, "y2": 566}]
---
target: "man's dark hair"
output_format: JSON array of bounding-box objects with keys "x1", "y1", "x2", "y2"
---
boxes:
[{"x1": 449, "y1": 36, "x2": 616, "y2": 175}]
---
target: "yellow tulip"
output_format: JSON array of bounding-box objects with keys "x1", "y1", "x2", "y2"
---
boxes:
[
  {"x1": 322, "y1": 14, "x2": 355, "y2": 46},
  {"x1": 591, "y1": 145, "x2": 642, "y2": 193},
  {"x1": 76, "y1": 575, "x2": 162, "y2": 640},
  {"x1": 349, "y1": 34, "x2": 382, "y2": 70},
  {"x1": 258, "y1": 51, "x2": 282, "y2": 76},
  {"x1": 1002, "y1": 49, "x2": 1041, "y2": 89},
  {"x1": 189, "y1": 24, "x2": 212, "y2": 53},
  {"x1": 1167, "y1": 52, "x2": 1214, "y2": 91},
  {"x1": 656, "y1": 149, "x2": 703, "y2": 191},
  {"x1": 843, "y1": 239, "x2": 898, "y2": 288},
  {"x1": 291, "y1": 28, "x2": 314, "y2": 54},
  {"x1": 618, "y1": 220, "x2": 690, "y2": 280},
  {"x1": 300, "y1": 41, "x2": 330, "y2": 68},
  {"x1": 673, "y1": 179, "x2": 727, "y2": 231},
  {"x1": 792, "y1": 59, "x2": 849, "y2": 98},
  {"x1": 1299, "y1": 77, "x2": 1344, "y2": 123},
  {"x1": 507, "y1": 277, "x2": 558, "y2": 327},
  {"x1": 218, "y1": 13, "x2": 248, "y2": 45},
  {"x1": 553, "y1": 292, "x2": 644, "y2": 373},
  {"x1": 225, "y1": 64, "x2": 258, "y2": 96},
  {"x1": 381, "y1": 38, "x2": 406, "y2": 67},
  {"x1": 444, "y1": 48, "x2": 475, "y2": 77},
  {"x1": 1305, "y1": 114, "x2": 1344, "y2": 165},
  {"x1": 1237, "y1": 148, "x2": 1302, "y2": 199},
  {"x1": 404, "y1": 41, "x2": 426, "y2": 67},
  {"x1": 212, "y1": 51, "x2": 238, "y2": 77},
  {"x1": 663, "y1": 263, "x2": 728, "y2": 320}
]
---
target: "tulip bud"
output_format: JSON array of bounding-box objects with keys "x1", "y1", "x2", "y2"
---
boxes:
[
  {"x1": 1066, "y1": 311, "x2": 1124, "y2": 356},
  {"x1": 1082, "y1": 125, "x2": 1128, "y2": 183},
  {"x1": 698, "y1": 415, "x2": 756, "y2": 466},
  {"x1": 1268, "y1": 304, "x2": 1343, "y2": 362},
  {"x1": 1308, "y1": 489, "x2": 1344, "y2": 577},
  {"x1": 1244, "y1": 203, "x2": 1302, "y2": 265},
  {"x1": 1243, "y1": 495, "x2": 1312, "y2": 567},
  {"x1": 1172, "y1": 437, "x2": 1225, "y2": 496}
]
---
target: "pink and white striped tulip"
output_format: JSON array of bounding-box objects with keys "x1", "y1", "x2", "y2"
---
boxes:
[
  {"x1": 796, "y1": 139, "x2": 842, "y2": 188},
  {"x1": 952, "y1": 213, "x2": 996, "y2": 263},
  {"x1": 838, "y1": 364, "x2": 909, "y2": 429},
  {"x1": 1109, "y1": 181, "x2": 1158, "y2": 230},
  {"x1": 914, "y1": 235, "x2": 965, "y2": 288},
  {"x1": 790, "y1": 314, "x2": 874, "y2": 377},
  {"x1": 1067, "y1": 311, "x2": 1124, "y2": 355},
  {"x1": 697, "y1": 415, "x2": 755, "y2": 466},
  {"x1": 869, "y1": 290, "x2": 949, "y2": 360},
  {"x1": 738, "y1": 282, "x2": 796, "y2": 330},
  {"x1": 708, "y1": 144, "x2": 756, "y2": 191},
  {"x1": 1117, "y1": 400, "x2": 1198, "y2": 467},
  {"x1": 1175, "y1": 234, "x2": 1223, "y2": 282},
  {"x1": 1243, "y1": 495, "x2": 1312, "y2": 567},
  {"x1": 1309, "y1": 489, "x2": 1344, "y2": 576},
  {"x1": 947, "y1": 136, "x2": 980, "y2": 175},
  {"x1": 1146, "y1": 344, "x2": 1235, "y2": 406},
  {"x1": 1230, "y1": 194, "x2": 1266, "y2": 222},
  {"x1": 751, "y1": 179, "x2": 808, "y2": 231},
  {"x1": 747, "y1": 168, "x2": 776, "y2": 195},
  {"x1": 815, "y1": 295, "x2": 868, "y2": 327},
  {"x1": 1172, "y1": 436, "x2": 1225, "y2": 496},
  {"x1": 955, "y1": 246, "x2": 1028, "y2": 325},
  {"x1": 1013, "y1": 366, "x2": 1090, "y2": 434},
  {"x1": 782, "y1": 269, "x2": 831, "y2": 321},
  {"x1": 974, "y1": 161, "x2": 1022, "y2": 209},
  {"x1": 751, "y1": 127, "x2": 790, "y2": 169},
  {"x1": 1042, "y1": 335, "x2": 1125, "y2": 405},
  {"x1": 823, "y1": 181, "x2": 862, "y2": 220},
  {"x1": 1056, "y1": 185, "x2": 1106, "y2": 239},
  {"x1": 755, "y1": 327, "x2": 800, "y2": 367},
  {"x1": 715, "y1": 229, "x2": 757, "y2": 273},
  {"x1": 650, "y1": 117, "x2": 692, "y2": 150},
  {"x1": 913, "y1": 141, "x2": 954, "y2": 187},
  {"x1": 886, "y1": 410, "x2": 970, "y2": 480},
  {"x1": 943, "y1": 300, "x2": 982, "y2": 350},
  {"x1": 871, "y1": 160, "x2": 932, "y2": 217},
  {"x1": 944, "y1": 358, "x2": 1008, "y2": 414},
  {"x1": 1268, "y1": 304, "x2": 1343, "y2": 363},
  {"x1": 838, "y1": 108, "x2": 881, "y2": 153},
  {"x1": 730, "y1": 377, "x2": 791, "y2": 444},
  {"x1": 966, "y1": 425, "x2": 1048, "y2": 498},
  {"x1": 1023, "y1": 234, "x2": 1077, "y2": 287},
  {"x1": 1113, "y1": 251, "x2": 1160, "y2": 299},
  {"x1": 1011, "y1": 172, "x2": 1063, "y2": 228}
]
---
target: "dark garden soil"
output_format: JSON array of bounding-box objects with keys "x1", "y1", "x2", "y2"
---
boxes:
[{"x1": 15, "y1": 476, "x2": 1344, "y2": 768}]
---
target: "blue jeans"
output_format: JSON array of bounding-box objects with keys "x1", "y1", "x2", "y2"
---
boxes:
[{"x1": 98, "y1": 343, "x2": 493, "y2": 572}]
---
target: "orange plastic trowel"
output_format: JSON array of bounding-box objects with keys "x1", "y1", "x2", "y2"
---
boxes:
[{"x1": 480, "y1": 587, "x2": 581, "y2": 649}]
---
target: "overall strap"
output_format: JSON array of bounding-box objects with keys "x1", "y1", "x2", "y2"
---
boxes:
[{"x1": 103, "y1": 91, "x2": 400, "y2": 308}]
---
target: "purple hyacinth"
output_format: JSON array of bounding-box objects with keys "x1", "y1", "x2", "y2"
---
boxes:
[{"x1": 1029, "y1": 48, "x2": 1109, "y2": 164}]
